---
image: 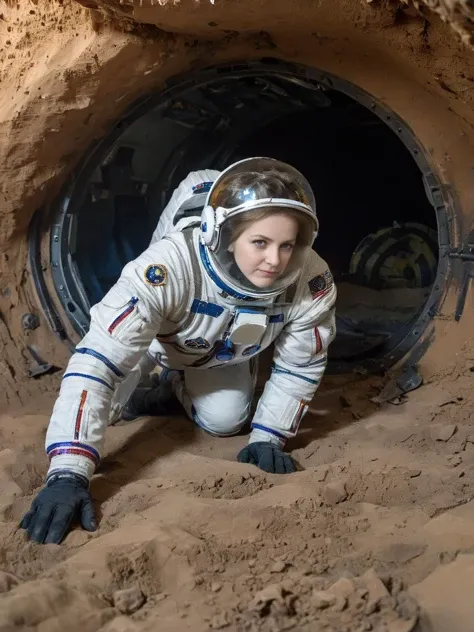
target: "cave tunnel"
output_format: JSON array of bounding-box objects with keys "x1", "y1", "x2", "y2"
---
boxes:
[{"x1": 33, "y1": 60, "x2": 448, "y2": 375}]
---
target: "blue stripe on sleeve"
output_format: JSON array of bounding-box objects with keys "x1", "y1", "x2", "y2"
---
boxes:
[
  {"x1": 62, "y1": 373, "x2": 114, "y2": 391},
  {"x1": 75, "y1": 348, "x2": 124, "y2": 378}
]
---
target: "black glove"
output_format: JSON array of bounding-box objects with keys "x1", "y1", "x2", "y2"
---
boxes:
[
  {"x1": 20, "y1": 472, "x2": 96, "y2": 544},
  {"x1": 237, "y1": 441, "x2": 296, "y2": 474}
]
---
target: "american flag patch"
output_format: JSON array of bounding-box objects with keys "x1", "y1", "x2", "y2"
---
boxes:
[{"x1": 308, "y1": 270, "x2": 333, "y2": 300}]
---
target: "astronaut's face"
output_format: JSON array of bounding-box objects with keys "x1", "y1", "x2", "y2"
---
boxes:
[{"x1": 230, "y1": 213, "x2": 299, "y2": 288}]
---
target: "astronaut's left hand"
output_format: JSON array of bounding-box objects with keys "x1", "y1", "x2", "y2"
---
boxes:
[{"x1": 237, "y1": 441, "x2": 296, "y2": 474}]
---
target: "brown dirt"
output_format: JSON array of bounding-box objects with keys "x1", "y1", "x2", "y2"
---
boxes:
[
  {"x1": 1, "y1": 1, "x2": 474, "y2": 630},
  {"x1": 0, "y1": 355, "x2": 473, "y2": 630}
]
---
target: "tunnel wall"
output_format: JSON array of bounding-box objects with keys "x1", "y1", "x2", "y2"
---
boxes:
[{"x1": 0, "y1": 0, "x2": 473, "y2": 409}]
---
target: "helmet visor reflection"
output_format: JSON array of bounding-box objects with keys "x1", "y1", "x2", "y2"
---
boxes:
[{"x1": 207, "y1": 157, "x2": 317, "y2": 230}]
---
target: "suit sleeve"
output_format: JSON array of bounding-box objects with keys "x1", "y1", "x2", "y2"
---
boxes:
[
  {"x1": 249, "y1": 254, "x2": 337, "y2": 446},
  {"x1": 45, "y1": 240, "x2": 189, "y2": 481}
]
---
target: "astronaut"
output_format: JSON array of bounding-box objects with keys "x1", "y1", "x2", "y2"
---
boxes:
[{"x1": 20, "y1": 157, "x2": 337, "y2": 544}]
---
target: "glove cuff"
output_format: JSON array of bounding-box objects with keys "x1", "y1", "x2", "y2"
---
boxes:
[
  {"x1": 46, "y1": 453, "x2": 96, "y2": 481},
  {"x1": 249, "y1": 425, "x2": 286, "y2": 447},
  {"x1": 46, "y1": 470, "x2": 89, "y2": 490}
]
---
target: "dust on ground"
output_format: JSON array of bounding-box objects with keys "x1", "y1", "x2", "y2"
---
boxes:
[
  {"x1": 1, "y1": 346, "x2": 474, "y2": 631},
  {"x1": 1, "y1": 1, "x2": 474, "y2": 630}
]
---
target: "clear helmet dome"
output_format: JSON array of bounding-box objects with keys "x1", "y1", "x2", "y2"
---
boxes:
[{"x1": 201, "y1": 157, "x2": 319, "y2": 300}]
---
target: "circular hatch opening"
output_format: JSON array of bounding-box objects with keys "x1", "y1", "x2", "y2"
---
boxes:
[{"x1": 36, "y1": 59, "x2": 449, "y2": 374}]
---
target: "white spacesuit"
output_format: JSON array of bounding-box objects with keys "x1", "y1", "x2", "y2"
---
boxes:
[{"x1": 44, "y1": 158, "x2": 337, "y2": 482}]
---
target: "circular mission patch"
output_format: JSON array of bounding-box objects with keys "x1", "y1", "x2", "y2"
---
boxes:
[{"x1": 144, "y1": 264, "x2": 168, "y2": 286}]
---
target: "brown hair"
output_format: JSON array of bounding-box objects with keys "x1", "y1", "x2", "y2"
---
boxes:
[
  {"x1": 218, "y1": 168, "x2": 316, "y2": 249},
  {"x1": 227, "y1": 207, "x2": 315, "y2": 248}
]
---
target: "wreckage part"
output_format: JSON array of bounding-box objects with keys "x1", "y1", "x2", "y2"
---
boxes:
[
  {"x1": 349, "y1": 223, "x2": 438, "y2": 290},
  {"x1": 22, "y1": 313, "x2": 40, "y2": 331},
  {"x1": 26, "y1": 345, "x2": 54, "y2": 378}
]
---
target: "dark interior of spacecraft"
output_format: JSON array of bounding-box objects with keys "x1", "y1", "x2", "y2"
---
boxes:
[{"x1": 71, "y1": 75, "x2": 438, "y2": 363}]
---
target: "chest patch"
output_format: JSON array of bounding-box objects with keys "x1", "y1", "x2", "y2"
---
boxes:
[
  {"x1": 191, "y1": 299, "x2": 224, "y2": 317},
  {"x1": 184, "y1": 337, "x2": 210, "y2": 349}
]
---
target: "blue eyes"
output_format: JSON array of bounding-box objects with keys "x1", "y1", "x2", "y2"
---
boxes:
[{"x1": 252, "y1": 240, "x2": 294, "y2": 251}]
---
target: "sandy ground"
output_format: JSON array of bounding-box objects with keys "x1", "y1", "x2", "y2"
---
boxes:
[
  {"x1": 1, "y1": 348, "x2": 474, "y2": 631},
  {"x1": 0, "y1": 1, "x2": 474, "y2": 631}
]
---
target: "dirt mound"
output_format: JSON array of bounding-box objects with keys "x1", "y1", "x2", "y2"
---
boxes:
[
  {"x1": 218, "y1": 568, "x2": 419, "y2": 632},
  {"x1": 0, "y1": 363, "x2": 473, "y2": 630},
  {"x1": 183, "y1": 472, "x2": 273, "y2": 499}
]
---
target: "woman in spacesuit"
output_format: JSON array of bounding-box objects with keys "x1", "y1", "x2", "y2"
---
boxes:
[{"x1": 20, "y1": 157, "x2": 337, "y2": 544}]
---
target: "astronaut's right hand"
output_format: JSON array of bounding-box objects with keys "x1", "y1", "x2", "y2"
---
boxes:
[{"x1": 20, "y1": 472, "x2": 97, "y2": 544}]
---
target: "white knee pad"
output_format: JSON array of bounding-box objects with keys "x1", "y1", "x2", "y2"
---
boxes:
[
  {"x1": 191, "y1": 403, "x2": 250, "y2": 437},
  {"x1": 180, "y1": 363, "x2": 255, "y2": 437}
]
